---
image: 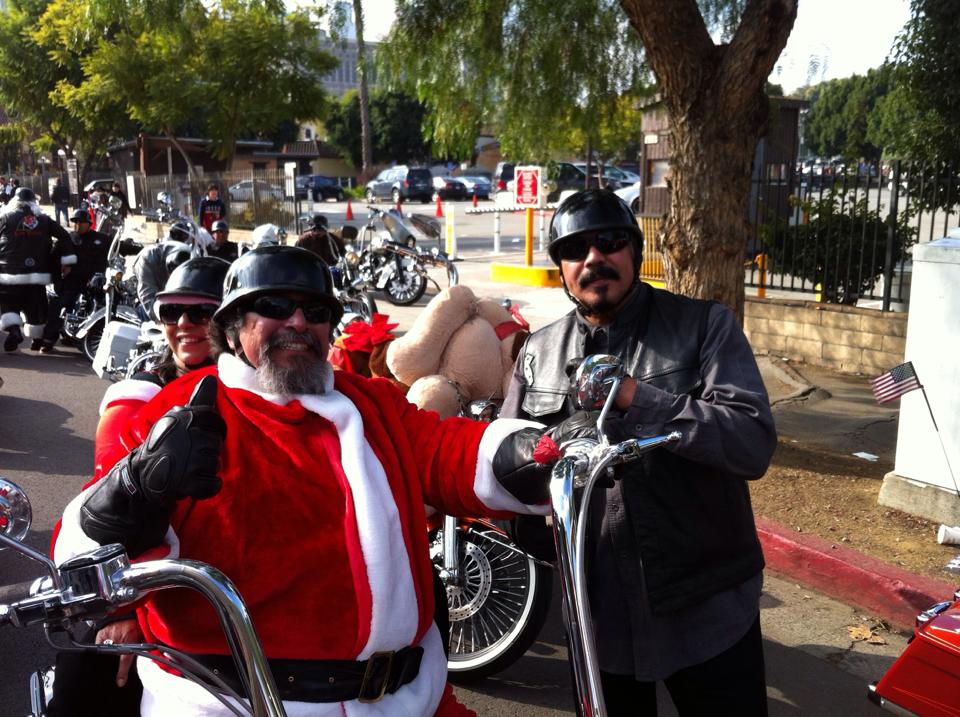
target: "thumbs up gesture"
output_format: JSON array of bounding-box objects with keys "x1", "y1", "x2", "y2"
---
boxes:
[{"x1": 135, "y1": 375, "x2": 227, "y2": 504}]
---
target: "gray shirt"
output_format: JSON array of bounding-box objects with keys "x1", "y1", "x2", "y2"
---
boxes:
[{"x1": 501, "y1": 289, "x2": 774, "y2": 679}]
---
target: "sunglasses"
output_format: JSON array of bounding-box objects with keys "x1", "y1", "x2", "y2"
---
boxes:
[
  {"x1": 157, "y1": 303, "x2": 217, "y2": 326},
  {"x1": 248, "y1": 295, "x2": 333, "y2": 324},
  {"x1": 555, "y1": 232, "x2": 632, "y2": 262}
]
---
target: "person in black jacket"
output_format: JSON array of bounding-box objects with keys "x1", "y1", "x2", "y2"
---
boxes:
[
  {"x1": 39, "y1": 209, "x2": 112, "y2": 352},
  {"x1": 52, "y1": 177, "x2": 71, "y2": 226},
  {"x1": 206, "y1": 219, "x2": 238, "y2": 262},
  {"x1": 0, "y1": 187, "x2": 74, "y2": 352},
  {"x1": 500, "y1": 190, "x2": 777, "y2": 716}
]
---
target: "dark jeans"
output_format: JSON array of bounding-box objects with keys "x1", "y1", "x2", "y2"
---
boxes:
[
  {"x1": 54, "y1": 202, "x2": 70, "y2": 226},
  {"x1": 42, "y1": 289, "x2": 80, "y2": 344},
  {"x1": 598, "y1": 615, "x2": 767, "y2": 716}
]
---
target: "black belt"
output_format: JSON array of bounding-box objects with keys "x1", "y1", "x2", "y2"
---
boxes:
[{"x1": 187, "y1": 646, "x2": 423, "y2": 703}]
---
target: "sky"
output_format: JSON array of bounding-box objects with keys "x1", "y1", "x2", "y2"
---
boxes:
[{"x1": 359, "y1": 0, "x2": 912, "y2": 95}]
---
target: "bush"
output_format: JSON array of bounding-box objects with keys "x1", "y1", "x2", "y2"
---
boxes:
[{"x1": 759, "y1": 189, "x2": 918, "y2": 304}]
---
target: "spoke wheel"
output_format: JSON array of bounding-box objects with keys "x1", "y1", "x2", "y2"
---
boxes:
[
  {"x1": 81, "y1": 319, "x2": 104, "y2": 362},
  {"x1": 384, "y1": 265, "x2": 426, "y2": 306},
  {"x1": 436, "y1": 526, "x2": 552, "y2": 682}
]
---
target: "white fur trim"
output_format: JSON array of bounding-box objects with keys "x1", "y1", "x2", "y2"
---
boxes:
[
  {"x1": 137, "y1": 621, "x2": 447, "y2": 717},
  {"x1": 23, "y1": 323, "x2": 44, "y2": 339},
  {"x1": 0, "y1": 272, "x2": 51, "y2": 285},
  {"x1": 217, "y1": 354, "x2": 418, "y2": 656},
  {"x1": 60, "y1": 254, "x2": 78, "y2": 266},
  {"x1": 99, "y1": 379, "x2": 163, "y2": 416},
  {"x1": 54, "y1": 485, "x2": 180, "y2": 566},
  {"x1": 0, "y1": 312, "x2": 20, "y2": 330},
  {"x1": 474, "y1": 418, "x2": 552, "y2": 515}
]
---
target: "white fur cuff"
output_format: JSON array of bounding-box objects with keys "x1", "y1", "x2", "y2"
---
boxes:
[{"x1": 474, "y1": 418, "x2": 551, "y2": 515}]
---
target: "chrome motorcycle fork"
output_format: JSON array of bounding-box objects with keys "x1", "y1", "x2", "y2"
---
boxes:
[{"x1": 441, "y1": 514, "x2": 460, "y2": 584}]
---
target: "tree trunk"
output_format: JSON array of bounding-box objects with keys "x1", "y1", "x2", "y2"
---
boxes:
[
  {"x1": 162, "y1": 128, "x2": 201, "y2": 186},
  {"x1": 354, "y1": 0, "x2": 374, "y2": 182},
  {"x1": 618, "y1": 0, "x2": 796, "y2": 320}
]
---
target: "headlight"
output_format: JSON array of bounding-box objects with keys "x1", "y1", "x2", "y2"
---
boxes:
[{"x1": 345, "y1": 251, "x2": 360, "y2": 267}]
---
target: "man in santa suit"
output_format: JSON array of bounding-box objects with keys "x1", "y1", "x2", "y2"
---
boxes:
[{"x1": 55, "y1": 245, "x2": 560, "y2": 717}]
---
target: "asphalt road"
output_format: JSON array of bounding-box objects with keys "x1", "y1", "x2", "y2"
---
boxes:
[{"x1": 0, "y1": 276, "x2": 912, "y2": 715}]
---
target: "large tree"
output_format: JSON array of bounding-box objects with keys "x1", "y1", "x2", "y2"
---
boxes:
[
  {"x1": 868, "y1": 0, "x2": 960, "y2": 167},
  {"x1": 35, "y1": 0, "x2": 335, "y2": 178},
  {"x1": 326, "y1": 89, "x2": 431, "y2": 167},
  {"x1": 803, "y1": 67, "x2": 892, "y2": 162},
  {"x1": 384, "y1": 0, "x2": 796, "y2": 317}
]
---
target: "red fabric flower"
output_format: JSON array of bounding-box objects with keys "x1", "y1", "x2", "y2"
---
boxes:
[
  {"x1": 339, "y1": 313, "x2": 399, "y2": 353},
  {"x1": 532, "y1": 433, "x2": 561, "y2": 465}
]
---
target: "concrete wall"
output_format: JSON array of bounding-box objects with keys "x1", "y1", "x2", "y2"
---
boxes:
[{"x1": 744, "y1": 297, "x2": 906, "y2": 375}]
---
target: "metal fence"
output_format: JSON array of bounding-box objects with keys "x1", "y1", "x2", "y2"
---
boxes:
[{"x1": 745, "y1": 159, "x2": 960, "y2": 310}]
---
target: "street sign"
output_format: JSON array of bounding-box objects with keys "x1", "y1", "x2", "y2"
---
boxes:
[
  {"x1": 66, "y1": 158, "x2": 79, "y2": 196},
  {"x1": 284, "y1": 162, "x2": 297, "y2": 199},
  {"x1": 515, "y1": 166, "x2": 540, "y2": 206}
]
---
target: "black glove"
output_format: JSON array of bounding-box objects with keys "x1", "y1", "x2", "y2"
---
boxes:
[
  {"x1": 492, "y1": 428, "x2": 552, "y2": 504},
  {"x1": 80, "y1": 376, "x2": 226, "y2": 557},
  {"x1": 548, "y1": 410, "x2": 601, "y2": 445}
]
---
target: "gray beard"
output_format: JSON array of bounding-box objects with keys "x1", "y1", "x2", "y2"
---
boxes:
[{"x1": 255, "y1": 342, "x2": 331, "y2": 395}]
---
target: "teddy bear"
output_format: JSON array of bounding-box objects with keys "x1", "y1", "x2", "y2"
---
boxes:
[{"x1": 385, "y1": 285, "x2": 529, "y2": 418}]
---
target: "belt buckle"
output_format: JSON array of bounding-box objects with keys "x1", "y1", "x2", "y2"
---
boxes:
[{"x1": 358, "y1": 650, "x2": 394, "y2": 703}]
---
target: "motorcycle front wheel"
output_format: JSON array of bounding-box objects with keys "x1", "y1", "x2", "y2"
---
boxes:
[
  {"x1": 439, "y1": 525, "x2": 553, "y2": 683},
  {"x1": 81, "y1": 319, "x2": 104, "y2": 362},
  {"x1": 384, "y1": 267, "x2": 426, "y2": 306}
]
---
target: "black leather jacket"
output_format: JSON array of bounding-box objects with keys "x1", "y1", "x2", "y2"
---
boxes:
[{"x1": 502, "y1": 283, "x2": 773, "y2": 612}]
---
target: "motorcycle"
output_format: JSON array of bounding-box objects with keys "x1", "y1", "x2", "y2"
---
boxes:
[
  {"x1": 431, "y1": 400, "x2": 553, "y2": 683},
  {"x1": 342, "y1": 207, "x2": 458, "y2": 306},
  {"x1": 868, "y1": 562, "x2": 960, "y2": 716},
  {"x1": 0, "y1": 478, "x2": 286, "y2": 717},
  {"x1": 74, "y1": 196, "x2": 144, "y2": 362}
]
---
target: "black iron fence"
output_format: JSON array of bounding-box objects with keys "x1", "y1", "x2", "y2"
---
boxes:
[{"x1": 746, "y1": 159, "x2": 960, "y2": 310}]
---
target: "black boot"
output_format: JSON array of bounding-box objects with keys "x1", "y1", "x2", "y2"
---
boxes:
[{"x1": 4, "y1": 326, "x2": 23, "y2": 352}]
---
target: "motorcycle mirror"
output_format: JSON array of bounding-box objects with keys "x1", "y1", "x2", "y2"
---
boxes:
[
  {"x1": 571, "y1": 354, "x2": 624, "y2": 411},
  {"x1": 0, "y1": 478, "x2": 33, "y2": 543},
  {"x1": 467, "y1": 400, "x2": 499, "y2": 422},
  {"x1": 109, "y1": 195, "x2": 124, "y2": 211}
]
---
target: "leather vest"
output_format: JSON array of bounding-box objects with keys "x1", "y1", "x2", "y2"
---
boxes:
[{"x1": 518, "y1": 284, "x2": 764, "y2": 612}]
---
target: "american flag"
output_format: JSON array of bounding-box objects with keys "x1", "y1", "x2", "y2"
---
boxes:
[{"x1": 871, "y1": 361, "x2": 921, "y2": 404}]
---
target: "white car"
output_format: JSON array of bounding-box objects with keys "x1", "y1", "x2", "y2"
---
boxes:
[{"x1": 615, "y1": 181, "x2": 641, "y2": 213}]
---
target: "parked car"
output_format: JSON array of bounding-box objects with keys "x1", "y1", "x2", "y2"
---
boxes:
[
  {"x1": 548, "y1": 162, "x2": 600, "y2": 201},
  {"x1": 83, "y1": 178, "x2": 114, "y2": 199},
  {"x1": 228, "y1": 180, "x2": 284, "y2": 202},
  {"x1": 493, "y1": 162, "x2": 515, "y2": 194},
  {"x1": 572, "y1": 163, "x2": 626, "y2": 190},
  {"x1": 614, "y1": 181, "x2": 642, "y2": 214},
  {"x1": 431, "y1": 176, "x2": 468, "y2": 201},
  {"x1": 365, "y1": 165, "x2": 433, "y2": 203},
  {"x1": 457, "y1": 175, "x2": 492, "y2": 199},
  {"x1": 297, "y1": 174, "x2": 346, "y2": 202}
]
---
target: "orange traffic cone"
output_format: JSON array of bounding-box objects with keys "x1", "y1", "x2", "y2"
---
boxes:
[
  {"x1": 345, "y1": 198, "x2": 354, "y2": 221},
  {"x1": 472, "y1": 193, "x2": 478, "y2": 208},
  {"x1": 396, "y1": 197, "x2": 402, "y2": 215},
  {"x1": 435, "y1": 195, "x2": 444, "y2": 218}
]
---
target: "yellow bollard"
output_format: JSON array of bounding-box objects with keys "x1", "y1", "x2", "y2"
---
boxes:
[
  {"x1": 525, "y1": 207, "x2": 534, "y2": 267},
  {"x1": 755, "y1": 253, "x2": 767, "y2": 299}
]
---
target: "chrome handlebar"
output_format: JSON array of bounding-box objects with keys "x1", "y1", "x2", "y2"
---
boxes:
[{"x1": 0, "y1": 537, "x2": 286, "y2": 717}]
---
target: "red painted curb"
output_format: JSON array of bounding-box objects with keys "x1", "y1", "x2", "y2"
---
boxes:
[{"x1": 756, "y1": 516, "x2": 958, "y2": 630}]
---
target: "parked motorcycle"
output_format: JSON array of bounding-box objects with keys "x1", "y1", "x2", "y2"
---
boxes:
[
  {"x1": 869, "y1": 569, "x2": 960, "y2": 716},
  {"x1": 343, "y1": 207, "x2": 458, "y2": 306},
  {"x1": 74, "y1": 197, "x2": 143, "y2": 362},
  {"x1": 0, "y1": 478, "x2": 286, "y2": 717}
]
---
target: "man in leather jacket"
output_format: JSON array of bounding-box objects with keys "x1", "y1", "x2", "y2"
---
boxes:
[
  {"x1": 0, "y1": 187, "x2": 74, "y2": 352},
  {"x1": 501, "y1": 189, "x2": 777, "y2": 716},
  {"x1": 39, "y1": 209, "x2": 112, "y2": 352}
]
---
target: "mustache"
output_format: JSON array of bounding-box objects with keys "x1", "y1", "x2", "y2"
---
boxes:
[
  {"x1": 263, "y1": 330, "x2": 323, "y2": 355},
  {"x1": 578, "y1": 264, "x2": 620, "y2": 289}
]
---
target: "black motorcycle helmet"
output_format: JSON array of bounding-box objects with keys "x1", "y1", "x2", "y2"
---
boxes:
[
  {"x1": 547, "y1": 189, "x2": 643, "y2": 268},
  {"x1": 168, "y1": 219, "x2": 193, "y2": 244},
  {"x1": 214, "y1": 245, "x2": 343, "y2": 328},
  {"x1": 164, "y1": 248, "x2": 192, "y2": 275},
  {"x1": 311, "y1": 214, "x2": 329, "y2": 231},
  {"x1": 211, "y1": 219, "x2": 229, "y2": 233},
  {"x1": 70, "y1": 209, "x2": 91, "y2": 224},
  {"x1": 13, "y1": 187, "x2": 36, "y2": 204},
  {"x1": 155, "y1": 256, "x2": 230, "y2": 305}
]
